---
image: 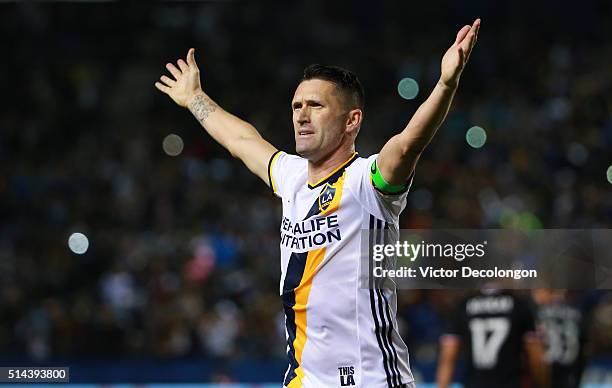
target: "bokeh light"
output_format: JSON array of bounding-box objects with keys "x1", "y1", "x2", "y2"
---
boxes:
[
  {"x1": 607, "y1": 165, "x2": 612, "y2": 184},
  {"x1": 466, "y1": 126, "x2": 487, "y2": 148},
  {"x1": 397, "y1": 78, "x2": 419, "y2": 100},
  {"x1": 68, "y1": 232, "x2": 89, "y2": 254},
  {"x1": 163, "y1": 134, "x2": 184, "y2": 156}
]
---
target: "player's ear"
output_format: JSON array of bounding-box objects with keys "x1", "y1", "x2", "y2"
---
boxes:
[{"x1": 345, "y1": 108, "x2": 362, "y2": 136}]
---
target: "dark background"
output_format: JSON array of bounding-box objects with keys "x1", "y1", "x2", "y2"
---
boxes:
[{"x1": 1, "y1": 0, "x2": 611, "y2": 384}]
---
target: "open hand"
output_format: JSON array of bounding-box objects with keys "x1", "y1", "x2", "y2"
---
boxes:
[
  {"x1": 155, "y1": 48, "x2": 203, "y2": 108},
  {"x1": 440, "y1": 19, "x2": 481, "y2": 89}
]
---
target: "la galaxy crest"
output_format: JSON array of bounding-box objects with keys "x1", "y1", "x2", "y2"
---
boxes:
[{"x1": 318, "y1": 183, "x2": 336, "y2": 212}]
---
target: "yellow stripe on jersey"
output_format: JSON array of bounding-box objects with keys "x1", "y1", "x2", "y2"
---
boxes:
[
  {"x1": 288, "y1": 246, "x2": 326, "y2": 388},
  {"x1": 287, "y1": 172, "x2": 347, "y2": 387},
  {"x1": 268, "y1": 150, "x2": 282, "y2": 194}
]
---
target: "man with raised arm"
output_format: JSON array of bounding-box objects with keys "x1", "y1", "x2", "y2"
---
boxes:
[{"x1": 156, "y1": 18, "x2": 480, "y2": 388}]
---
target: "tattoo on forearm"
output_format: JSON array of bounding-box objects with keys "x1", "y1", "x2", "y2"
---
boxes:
[{"x1": 189, "y1": 93, "x2": 218, "y2": 123}]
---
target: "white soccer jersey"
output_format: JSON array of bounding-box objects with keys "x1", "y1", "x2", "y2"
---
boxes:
[{"x1": 268, "y1": 151, "x2": 416, "y2": 388}]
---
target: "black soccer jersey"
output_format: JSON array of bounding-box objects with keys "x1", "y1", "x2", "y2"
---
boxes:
[
  {"x1": 447, "y1": 290, "x2": 537, "y2": 388},
  {"x1": 538, "y1": 300, "x2": 585, "y2": 388}
]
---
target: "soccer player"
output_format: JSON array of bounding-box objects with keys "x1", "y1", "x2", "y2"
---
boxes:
[
  {"x1": 436, "y1": 289, "x2": 548, "y2": 388},
  {"x1": 156, "y1": 18, "x2": 480, "y2": 388},
  {"x1": 533, "y1": 289, "x2": 586, "y2": 388}
]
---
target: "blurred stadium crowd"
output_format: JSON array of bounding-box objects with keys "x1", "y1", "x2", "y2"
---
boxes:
[{"x1": 1, "y1": 0, "x2": 611, "y2": 384}]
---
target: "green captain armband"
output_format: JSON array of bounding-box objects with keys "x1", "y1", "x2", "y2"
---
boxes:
[{"x1": 370, "y1": 159, "x2": 409, "y2": 194}]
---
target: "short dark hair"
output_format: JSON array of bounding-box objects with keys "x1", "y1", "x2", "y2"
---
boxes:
[{"x1": 302, "y1": 64, "x2": 365, "y2": 110}]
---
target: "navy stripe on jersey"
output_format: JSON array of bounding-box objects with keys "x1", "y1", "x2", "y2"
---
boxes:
[
  {"x1": 369, "y1": 215, "x2": 395, "y2": 387},
  {"x1": 382, "y1": 222, "x2": 402, "y2": 383},
  {"x1": 383, "y1": 293, "x2": 402, "y2": 384},
  {"x1": 375, "y1": 219, "x2": 400, "y2": 386},
  {"x1": 282, "y1": 251, "x2": 308, "y2": 386},
  {"x1": 303, "y1": 185, "x2": 328, "y2": 219}
]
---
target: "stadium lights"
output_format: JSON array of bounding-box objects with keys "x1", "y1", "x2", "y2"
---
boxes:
[
  {"x1": 466, "y1": 126, "x2": 487, "y2": 148},
  {"x1": 397, "y1": 77, "x2": 420, "y2": 100},
  {"x1": 68, "y1": 232, "x2": 89, "y2": 255},
  {"x1": 162, "y1": 133, "x2": 185, "y2": 156}
]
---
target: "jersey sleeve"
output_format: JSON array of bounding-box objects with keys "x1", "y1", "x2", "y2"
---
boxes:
[
  {"x1": 268, "y1": 151, "x2": 304, "y2": 198},
  {"x1": 349, "y1": 154, "x2": 413, "y2": 222}
]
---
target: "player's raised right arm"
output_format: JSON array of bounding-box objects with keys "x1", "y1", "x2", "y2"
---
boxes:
[{"x1": 155, "y1": 48, "x2": 277, "y2": 186}]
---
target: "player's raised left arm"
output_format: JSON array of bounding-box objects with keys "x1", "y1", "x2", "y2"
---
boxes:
[{"x1": 376, "y1": 19, "x2": 480, "y2": 185}]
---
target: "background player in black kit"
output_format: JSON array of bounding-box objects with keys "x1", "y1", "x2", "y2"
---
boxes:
[
  {"x1": 533, "y1": 289, "x2": 587, "y2": 388},
  {"x1": 436, "y1": 289, "x2": 548, "y2": 388}
]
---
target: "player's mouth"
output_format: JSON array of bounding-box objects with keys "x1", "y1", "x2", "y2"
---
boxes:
[{"x1": 298, "y1": 128, "x2": 315, "y2": 137}]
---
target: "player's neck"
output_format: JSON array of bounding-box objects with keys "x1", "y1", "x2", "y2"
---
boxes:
[{"x1": 307, "y1": 146, "x2": 356, "y2": 186}]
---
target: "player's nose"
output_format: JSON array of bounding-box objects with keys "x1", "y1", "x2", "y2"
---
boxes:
[{"x1": 296, "y1": 107, "x2": 310, "y2": 124}]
